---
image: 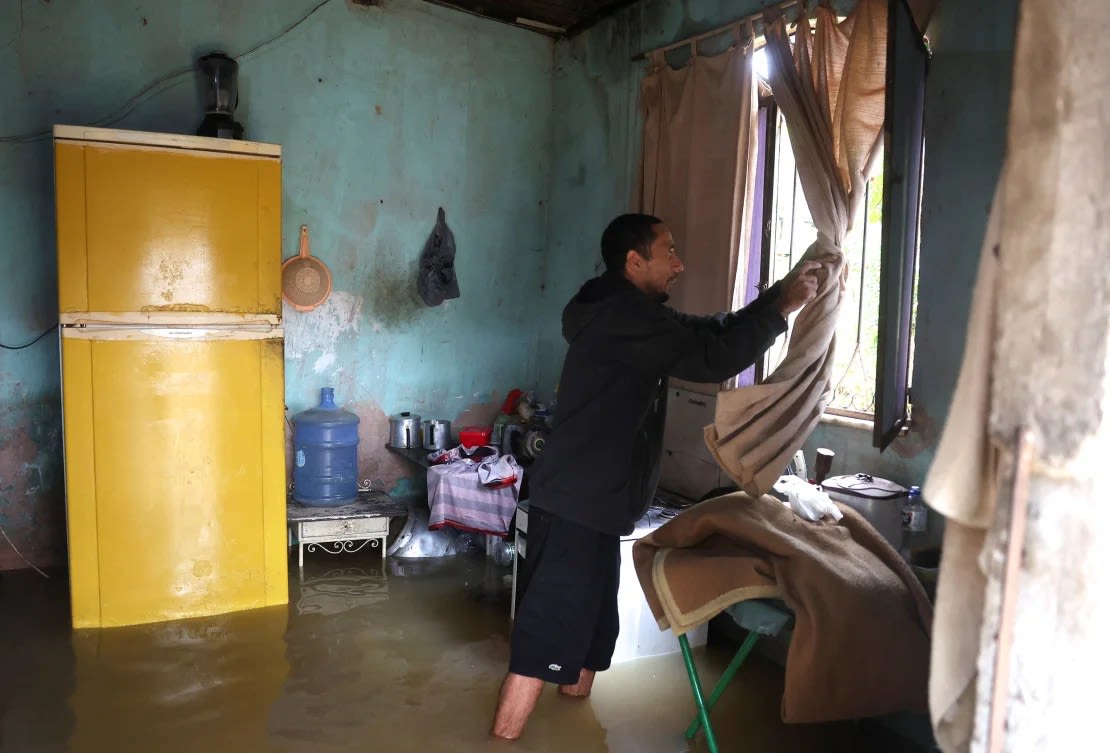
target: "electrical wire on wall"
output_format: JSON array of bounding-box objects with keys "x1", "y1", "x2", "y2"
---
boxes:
[
  {"x1": 0, "y1": 527, "x2": 48, "y2": 578},
  {"x1": 0, "y1": 324, "x2": 56, "y2": 350},
  {"x1": 0, "y1": 0, "x2": 337, "y2": 144}
]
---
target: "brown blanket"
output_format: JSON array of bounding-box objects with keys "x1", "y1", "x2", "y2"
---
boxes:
[{"x1": 632, "y1": 492, "x2": 933, "y2": 723}]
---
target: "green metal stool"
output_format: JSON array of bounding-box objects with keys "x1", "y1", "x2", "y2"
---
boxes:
[{"x1": 677, "y1": 599, "x2": 795, "y2": 753}]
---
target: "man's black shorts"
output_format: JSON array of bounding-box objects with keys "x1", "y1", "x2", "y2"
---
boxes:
[{"x1": 509, "y1": 507, "x2": 620, "y2": 685}]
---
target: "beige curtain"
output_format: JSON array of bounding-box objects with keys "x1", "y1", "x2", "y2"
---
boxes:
[
  {"x1": 638, "y1": 27, "x2": 759, "y2": 321},
  {"x1": 705, "y1": 0, "x2": 888, "y2": 496},
  {"x1": 922, "y1": 170, "x2": 1004, "y2": 753}
]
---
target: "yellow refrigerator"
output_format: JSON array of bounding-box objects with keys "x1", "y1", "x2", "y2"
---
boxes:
[{"x1": 54, "y1": 125, "x2": 288, "y2": 628}]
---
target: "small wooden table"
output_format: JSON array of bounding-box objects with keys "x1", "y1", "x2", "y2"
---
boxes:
[{"x1": 287, "y1": 492, "x2": 408, "y2": 569}]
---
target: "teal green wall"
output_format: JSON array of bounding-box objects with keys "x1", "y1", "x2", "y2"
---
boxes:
[
  {"x1": 0, "y1": 0, "x2": 552, "y2": 567},
  {"x1": 543, "y1": 0, "x2": 1018, "y2": 490}
]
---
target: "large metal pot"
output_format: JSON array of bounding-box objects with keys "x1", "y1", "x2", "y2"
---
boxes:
[
  {"x1": 422, "y1": 419, "x2": 451, "y2": 451},
  {"x1": 822, "y1": 473, "x2": 908, "y2": 549},
  {"x1": 388, "y1": 412, "x2": 422, "y2": 448}
]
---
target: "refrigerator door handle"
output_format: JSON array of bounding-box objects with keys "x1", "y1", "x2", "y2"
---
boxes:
[
  {"x1": 59, "y1": 323, "x2": 282, "y2": 341},
  {"x1": 60, "y1": 312, "x2": 282, "y2": 328},
  {"x1": 64, "y1": 322, "x2": 277, "y2": 332}
]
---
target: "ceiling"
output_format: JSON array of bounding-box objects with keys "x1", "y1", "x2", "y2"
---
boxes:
[{"x1": 421, "y1": 0, "x2": 640, "y2": 37}]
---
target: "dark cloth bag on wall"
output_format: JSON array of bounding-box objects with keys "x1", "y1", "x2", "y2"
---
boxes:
[{"x1": 418, "y1": 207, "x2": 460, "y2": 306}]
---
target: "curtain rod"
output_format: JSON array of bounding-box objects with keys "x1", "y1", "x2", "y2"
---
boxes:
[{"x1": 630, "y1": 0, "x2": 805, "y2": 61}]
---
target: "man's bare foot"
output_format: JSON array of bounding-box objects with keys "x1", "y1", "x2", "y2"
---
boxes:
[
  {"x1": 558, "y1": 668, "x2": 596, "y2": 698},
  {"x1": 490, "y1": 672, "x2": 544, "y2": 740}
]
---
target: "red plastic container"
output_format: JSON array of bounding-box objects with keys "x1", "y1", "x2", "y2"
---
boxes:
[{"x1": 458, "y1": 426, "x2": 493, "y2": 447}]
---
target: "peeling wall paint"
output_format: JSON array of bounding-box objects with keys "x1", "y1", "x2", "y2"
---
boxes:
[
  {"x1": 283, "y1": 293, "x2": 364, "y2": 372},
  {"x1": 542, "y1": 0, "x2": 1018, "y2": 489},
  {"x1": 0, "y1": 0, "x2": 553, "y2": 569},
  {"x1": 0, "y1": 389, "x2": 64, "y2": 570},
  {"x1": 975, "y1": 3, "x2": 1110, "y2": 739}
]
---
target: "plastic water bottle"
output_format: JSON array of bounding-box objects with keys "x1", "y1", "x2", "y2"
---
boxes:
[
  {"x1": 902, "y1": 485, "x2": 927, "y2": 533},
  {"x1": 292, "y1": 387, "x2": 360, "y2": 506}
]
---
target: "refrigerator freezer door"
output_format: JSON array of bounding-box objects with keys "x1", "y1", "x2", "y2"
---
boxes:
[
  {"x1": 61, "y1": 329, "x2": 287, "y2": 627},
  {"x1": 55, "y1": 138, "x2": 281, "y2": 316}
]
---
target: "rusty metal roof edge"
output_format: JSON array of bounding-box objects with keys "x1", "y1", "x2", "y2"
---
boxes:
[
  {"x1": 564, "y1": 0, "x2": 641, "y2": 38},
  {"x1": 418, "y1": 0, "x2": 567, "y2": 37},
  {"x1": 417, "y1": 0, "x2": 644, "y2": 39}
]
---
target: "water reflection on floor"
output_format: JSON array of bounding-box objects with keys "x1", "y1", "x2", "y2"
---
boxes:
[{"x1": 1, "y1": 556, "x2": 893, "y2": 753}]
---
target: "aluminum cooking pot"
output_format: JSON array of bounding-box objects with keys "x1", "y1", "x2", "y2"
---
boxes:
[
  {"x1": 422, "y1": 419, "x2": 451, "y2": 451},
  {"x1": 388, "y1": 412, "x2": 422, "y2": 449},
  {"x1": 822, "y1": 473, "x2": 908, "y2": 549}
]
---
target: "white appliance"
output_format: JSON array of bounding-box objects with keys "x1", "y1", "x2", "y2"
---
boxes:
[
  {"x1": 511, "y1": 502, "x2": 708, "y2": 664},
  {"x1": 659, "y1": 387, "x2": 734, "y2": 502}
]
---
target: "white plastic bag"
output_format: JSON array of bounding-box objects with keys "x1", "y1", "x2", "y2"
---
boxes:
[
  {"x1": 773, "y1": 475, "x2": 843, "y2": 522},
  {"x1": 477, "y1": 454, "x2": 521, "y2": 488}
]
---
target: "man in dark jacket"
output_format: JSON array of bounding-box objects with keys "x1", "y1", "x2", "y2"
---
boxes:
[{"x1": 490, "y1": 213, "x2": 819, "y2": 739}]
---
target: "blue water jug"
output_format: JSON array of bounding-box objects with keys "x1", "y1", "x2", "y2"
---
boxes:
[{"x1": 292, "y1": 387, "x2": 360, "y2": 506}]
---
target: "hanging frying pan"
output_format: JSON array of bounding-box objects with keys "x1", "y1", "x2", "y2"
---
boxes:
[{"x1": 282, "y1": 225, "x2": 333, "y2": 312}]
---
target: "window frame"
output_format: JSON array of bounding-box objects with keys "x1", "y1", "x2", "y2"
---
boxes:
[
  {"x1": 753, "y1": 94, "x2": 779, "y2": 385},
  {"x1": 873, "y1": 0, "x2": 929, "y2": 450}
]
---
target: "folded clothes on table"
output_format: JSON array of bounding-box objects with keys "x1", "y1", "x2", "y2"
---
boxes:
[{"x1": 427, "y1": 446, "x2": 523, "y2": 536}]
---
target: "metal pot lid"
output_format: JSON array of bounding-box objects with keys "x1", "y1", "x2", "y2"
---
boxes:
[{"x1": 821, "y1": 473, "x2": 908, "y2": 499}]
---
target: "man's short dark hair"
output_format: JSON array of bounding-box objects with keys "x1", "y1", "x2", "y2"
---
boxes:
[{"x1": 601, "y1": 213, "x2": 662, "y2": 273}]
